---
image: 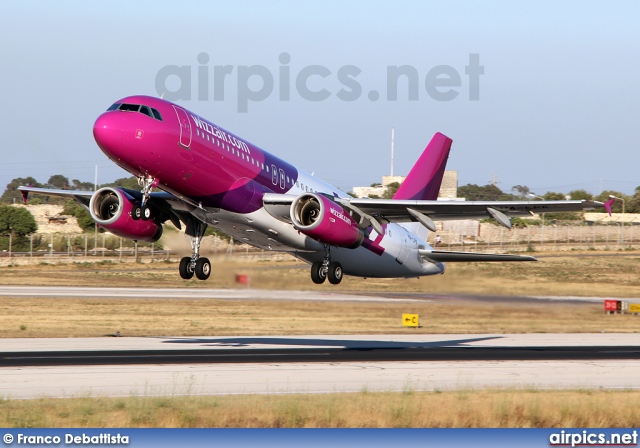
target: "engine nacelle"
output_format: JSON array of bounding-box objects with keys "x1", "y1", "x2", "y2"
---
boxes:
[
  {"x1": 89, "y1": 187, "x2": 163, "y2": 242},
  {"x1": 290, "y1": 193, "x2": 363, "y2": 248}
]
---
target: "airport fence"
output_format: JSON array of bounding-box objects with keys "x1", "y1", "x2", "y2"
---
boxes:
[
  {"x1": 431, "y1": 221, "x2": 640, "y2": 253},
  {"x1": 0, "y1": 232, "x2": 290, "y2": 265},
  {"x1": 1, "y1": 222, "x2": 639, "y2": 266}
]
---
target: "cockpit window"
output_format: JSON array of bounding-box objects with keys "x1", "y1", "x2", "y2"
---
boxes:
[
  {"x1": 119, "y1": 103, "x2": 140, "y2": 112},
  {"x1": 110, "y1": 103, "x2": 163, "y2": 121}
]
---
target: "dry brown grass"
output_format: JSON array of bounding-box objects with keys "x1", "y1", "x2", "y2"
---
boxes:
[
  {"x1": 2, "y1": 389, "x2": 640, "y2": 427},
  {"x1": 2, "y1": 252, "x2": 640, "y2": 428},
  {"x1": 2, "y1": 296, "x2": 640, "y2": 338},
  {"x1": 2, "y1": 250, "x2": 640, "y2": 297},
  {"x1": 2, "y1": 251, "x2": 640, "y2": 338}
]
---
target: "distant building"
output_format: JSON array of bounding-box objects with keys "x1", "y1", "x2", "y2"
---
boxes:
[{"x1": 352, "y1": 171, "x2": 459, "y2": 199}]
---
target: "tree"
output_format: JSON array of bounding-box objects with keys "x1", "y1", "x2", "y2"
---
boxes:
[
  {"x1": 382, "y1": 182, "x2": 401, "y2": 199},
  {"x1": 594, "y1": 190, "x2": 627, "y2": 213},
  {"x1": 72, "y1": 179, "x2": 95, "y2": 190},
  {"x1": 567, "y1": 189, "x2": 593, "y2": 201},
  {"x1": 0, "y1": 177, "x2": 42, "y2": 204},
  {"x1": 511, "y1": 185, "x2": 531, "y2": 198},
  {"x1": 458, "y1": 184, "x2": 517, "y2": 201},
  {"x1": 543, "y1": 192, "x2": 566, "y2": 200},
  {"x1": 62, "y1": 200, "x2": 95, "y2": 231},
  {"x1": 47, "y1": 175, "x2": 70, "y2": 190},
  {"x1": 0, "y1": 206, "x2": 38, "y2": 252},
  {"x1": 626, "y1": 187, "x2": 640, "y2": 213},
  {"x1": 103, "y1": 176, "x2": 139, "y2": 190}
]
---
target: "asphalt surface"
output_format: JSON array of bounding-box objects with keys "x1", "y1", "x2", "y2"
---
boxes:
[
  {"x1": 3, "y1": 345, "x2": 640, "y2": 367},
  {"x1": 3, "y1": 334, "x2": 640, "y2": 398},
  {"x1": 0, "y1": 285, "x2": 619, "y2": 304}
]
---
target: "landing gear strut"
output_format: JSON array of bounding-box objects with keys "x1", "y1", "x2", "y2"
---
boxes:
[
  {"x1": 132, "y1": 175, "x2": 157, "y2": 221},
  {"x1": 310, "y1": 245, "x2": 343, "y2": 285},
  {"x1": 179, "y1": 220, "x2": 211, "y2": 281}
]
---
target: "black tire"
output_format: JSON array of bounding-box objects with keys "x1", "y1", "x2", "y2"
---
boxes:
[
  {"x1": 328, "y1": 262, "x2": 343, "y2": 285},
  {"x1": 310, "y1": 261, "x2": 326, "y2": 284},
  {"x1": 179, "y1": 256, "x2": 194, "y2": 279},
  {"x1": 141, "y1": 205, "x2": 152, "y2": 221},
  {"x1": 195, "y1": 257, "x2": 211, "y2": 281},
  {"x1": 132, "y1": 206, "x2": 142, "y2": 220}
]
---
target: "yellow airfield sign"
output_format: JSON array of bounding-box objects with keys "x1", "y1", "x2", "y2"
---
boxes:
[
  {"x1": 629, "y1": 304, "x2": 640, "y2": 313},
  {"x1": 402, "y1": 314, "x2": 419, "y2": 327}
]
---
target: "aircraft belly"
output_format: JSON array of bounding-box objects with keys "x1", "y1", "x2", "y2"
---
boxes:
[
  {"x1": 201, "y1": 208, "x2": 321, "y2": 252},
  {"x1": 196, "y1": 209, "x2": 444, "y2": 278}
]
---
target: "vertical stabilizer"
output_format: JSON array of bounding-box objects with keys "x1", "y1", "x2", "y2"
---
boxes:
[{"x1": 393, "y1": 132, "x2": 452, "y2": 201}]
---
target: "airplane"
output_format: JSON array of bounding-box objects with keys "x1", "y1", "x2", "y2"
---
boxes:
[{"x1": 19, "y1": 95, "x2": 603, "y2": 284}]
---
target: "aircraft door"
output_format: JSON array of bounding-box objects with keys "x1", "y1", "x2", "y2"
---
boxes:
[
  {"x1": 173, "y1": 105, "x2": 192, "y2": 148},
  {"x1": 279, "y1": 169, "x2": 286, "y2": 190}
]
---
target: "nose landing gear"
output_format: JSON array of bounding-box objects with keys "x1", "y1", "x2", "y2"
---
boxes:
[{"x1": 131, "y1": 175, "x2": 158, "y2": 221}]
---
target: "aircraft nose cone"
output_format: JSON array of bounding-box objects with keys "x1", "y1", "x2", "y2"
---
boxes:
[{"x1": 93, "y1": 113, "x2": 123, "y2": 157}]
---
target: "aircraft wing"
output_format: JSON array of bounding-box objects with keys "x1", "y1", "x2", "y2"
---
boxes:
[
  {"x1": 262, "y1": 193, "x2": 604, "y2": 232},
  {"x1": 17, "y1": 186, "x2": 95, "y2": 207},
  {"x1": 17, "y1": 185, "x2": 188, "y2": 229},
  {"x1": 17, "y1": 186, "x2": 180, "y2": 208},
  {"x1": 418, "y1": 249, "x2": 537, "y2": 262}
]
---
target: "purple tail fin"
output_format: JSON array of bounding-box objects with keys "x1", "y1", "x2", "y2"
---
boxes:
[{"x1": 393, "y1": 132, "x2": 453, "y2": 200}]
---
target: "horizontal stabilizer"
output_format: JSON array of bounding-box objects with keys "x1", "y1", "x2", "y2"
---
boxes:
[{"x1": 418, "y1": 249, "x2": 537, "y2": 262}]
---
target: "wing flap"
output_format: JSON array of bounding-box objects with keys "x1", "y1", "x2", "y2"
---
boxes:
[
  {"x1": 418, "y1": 249, "x2": 537, "y2": 262},
  {"x1": 345, "y1": 198, "x2": 604, "y2": 224}
]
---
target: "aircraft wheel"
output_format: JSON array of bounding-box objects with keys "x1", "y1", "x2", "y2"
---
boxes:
[
  {"x1": 141, "y1": 205, "x2": 152, "y2": 221},
  {"x1": 179, "y1": 256, "x2": 194, "y2": 279},
  {"x1": 132, "y1": 206, "x2": 142, "y2": 220},
  {"x1": 328, "y1": 262, "x2": 343, "y2": 285},
  {"x1": 310, "y1": 261, "x2": 326, "y2": 284},
  {"x1": 195, "y1": 257, "x2": 211, "y2": 281}
]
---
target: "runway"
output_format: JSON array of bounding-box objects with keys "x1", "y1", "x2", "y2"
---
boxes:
[
  {"x1": 0, "y1": 285, "x2": 623, "y2": 304},
  {"x1": 0, "y1": 286, "x2": 415, "y2": 302},
  {"x1": 2, "y1": 334, "x2": 640, "y2": 399}
]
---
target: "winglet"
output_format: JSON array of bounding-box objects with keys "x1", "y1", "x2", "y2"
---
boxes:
[
  {"x1": 393, "y1": 132, "x2": 453, "y2": 201},
  {"x1": 20, "y1": 185, "x2": 31, "y2": 203},
  {"x1": 604, "y1": 198, "x2": 615, "y2": 216}
]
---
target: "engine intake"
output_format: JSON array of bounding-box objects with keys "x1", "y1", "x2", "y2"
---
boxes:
[
  {"x1": 89, "y1": 187, "x2": 163, "y2": 242},
  {"x1": 290, "y1": 193, "x2": 363, "y2": 248}
]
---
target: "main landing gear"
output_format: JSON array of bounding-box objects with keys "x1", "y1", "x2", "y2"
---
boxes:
[
  {"x1": 311, "y1": 244, "x2": 343, "y2": 285},
  {"x1": 131, "y1": 175, "x2": 157, "y2": 221},
  {"x1": 179, "y1": 220, "x2": 211, "y2": 281}
]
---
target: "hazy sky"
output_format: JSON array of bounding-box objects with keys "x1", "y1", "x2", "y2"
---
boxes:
[{"x1": 1, "y1": 1, "x2": 638, "y2": 196}]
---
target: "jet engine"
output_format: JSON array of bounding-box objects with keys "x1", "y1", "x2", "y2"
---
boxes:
[
  {"x1": 290, "y1": 193, "x2": 363, "y2": 248},
  {"x1": 89, "y1": 187, "x2": 163, "y2": 242}
]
